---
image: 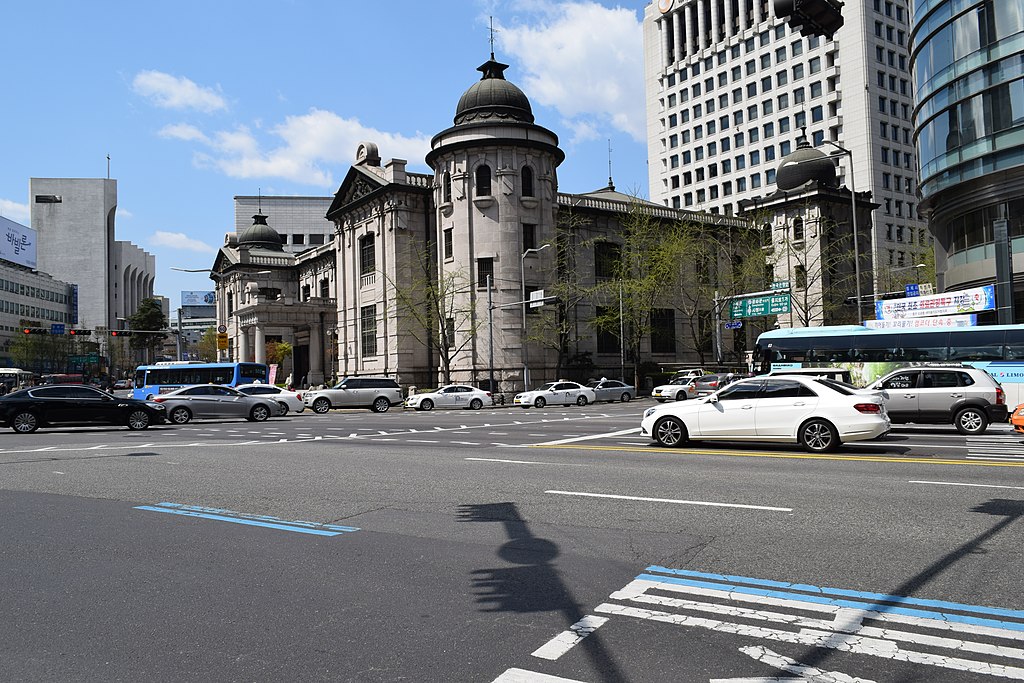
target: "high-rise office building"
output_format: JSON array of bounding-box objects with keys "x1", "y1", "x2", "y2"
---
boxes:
[
  {"x1": 643, "y1": 0, "x2": 928, "y2": 293},
  {"x1": 911, "y1": 0, "x2": 1024, "y2": 323}
]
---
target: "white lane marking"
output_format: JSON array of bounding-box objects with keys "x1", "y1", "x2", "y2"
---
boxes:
[
  {"x1": 910, "y1": 480, "x2": 1024, "y2": 491},
  {"x1": 531, "y1": 615, "x2": 608, "y2": 660},
  {"x1": 52, "y1": 471, "x2": 65, "y2": 475},
  {"x1": 594, "y1": 602, "x2": 1024, "y2": 679},
  {"x1": 489, "y1": 432, "x2": 509, "y2": 435},
  {"x1": 967, "y1": 456, "x2": 1024, "y2": 462},
  {"x1": 491, "y1": 669, "x2": 589, "y2": 683},
  {"x1": 536, "y1": 427, "x2": 639, "y2": 446},
  {"x1": 407, "y1": 439, "x2": 439, "y2": 444},
  {"x1": 452, "y1": 441, "x2": 480, "y2": 445},
  {"x1": 465, "y1": 457, "x2": 577, "y2": 465},
  {"x1": 545, "y1": 490, "x2": 792, "y2": 512},
  {"x1": 714, "y1": 645, "x2": 877, "y2": 683}
]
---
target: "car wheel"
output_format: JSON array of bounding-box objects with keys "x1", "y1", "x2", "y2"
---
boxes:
[
  {"x1": 127, "y1": 410, "x2": 150, "y2": 430},
  {"x1": 800, "y1": 418, "x2": 839, "y2": 453},
  {"x1": 955, "y1": 407, "x2": 988, "y2": 435},
  {"x1": 372, "y1": 397, "x2": 391, "y2": 413},
  {"x1": 277, "y1": 401, "x2": 289, "y2": 416},
  {"x1": 11, "y1": 411, "x2": 38, "y2": 433},
  {"x1": 534, "y1": 397, "x2": 547, "y2": 409},
  {"x1": 249, "y1": 405, "x2": 270, "y2": 422},
  {"x1": 675, "y1": 391, "x2": 688, "y2": 401},
  {"x1": 169, "y1": 406, "x2": 192, "y2": 425},
  {"x1": 620, "y1": 392, "x2": 631, "y2": 403},
  {"x1": 312, "y1": 398, "x2": 331, "y2": 414},
  {"x1": 420, "y1": 398, "x2": 434, "y2": 411},
  {"x1": 656, "y1": 399, "x2": 665, "y2": 403},
  {"x1": 654, "y1": 416, "x2": 687, "y2": 447},
  {"x1": 576, "y1": 395, "x2": 588, "y2": 406},
  {"x1": 470, "y1": 398, "x2": 483, "y2": 410}
]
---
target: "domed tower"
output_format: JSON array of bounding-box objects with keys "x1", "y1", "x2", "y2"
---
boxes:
[
  {"x1": 237, "y1": 213, "x2": 284, "y2": 252},
  {"x1": 426, "y1": 56, "x2": 565, "y2": 390}
]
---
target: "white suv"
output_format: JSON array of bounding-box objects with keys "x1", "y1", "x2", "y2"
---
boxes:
[
  {"x1": 869, "y1": 366, "x2": 1008, "y2": 434},
  {"x1": 305, "y1": 377, "x2": 403, "y2": 413}
]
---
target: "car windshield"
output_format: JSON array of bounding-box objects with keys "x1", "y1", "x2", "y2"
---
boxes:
[
  {"x1": 586, "y1": 381, "x2": 599, "y2": 388},
  {"x1": 816, "y1": 378, "x2": 856, "y2": 395},
  {"x1": 537, "y1": 383, "x2": 556, "y2": 391}
]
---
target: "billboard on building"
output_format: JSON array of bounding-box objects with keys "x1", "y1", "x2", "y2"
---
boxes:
[
  {"x1": 181, "y1": 290, "x2": 216, "y2": 306},
  {"x1": 874, "y1": 285, "x2": 996, "y2": 320},
  {"x1": 0, "y1": 216, "x2": 37, "y2": 269}
]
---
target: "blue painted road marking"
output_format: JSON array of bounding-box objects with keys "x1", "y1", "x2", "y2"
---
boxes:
[
  {"x1": 641, "y1": 565, "x2": 1024, "y2": 632},
  {"x1": 135, "y1": 502, "x2": 359, "y2": 537}
]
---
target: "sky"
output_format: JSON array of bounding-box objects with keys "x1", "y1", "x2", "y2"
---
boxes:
[{"x1": 0, "y1": 0, "x2": 651, "y2": 311}]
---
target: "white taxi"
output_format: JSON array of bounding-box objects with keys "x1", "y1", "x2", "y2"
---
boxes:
[
  {"x1": 405, "y1": 384, "x2": 492, "y2": 411},
  {"x1": 651, "y1": 376, "x2": 698, "y2": 402},
  {"x1": 514, "y1": 381, "x2": 596, "y2": 409}
]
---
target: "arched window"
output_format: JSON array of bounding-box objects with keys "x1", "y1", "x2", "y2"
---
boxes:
[
  {"x1": 475, "y1": 165, "x2": 491, "y2": 197},
  {"x1": 521, "y1": 166, "x2": 535, "y2": 197},
  {"x1": 761, "y1": 222, "x2": 773, "y2": 247},
  {"x1": 442, "y1": 171, "x2": 452, "y2": 203},
  {"x1": 792, "y1": 217, "x2": 805, "y2": 241}
]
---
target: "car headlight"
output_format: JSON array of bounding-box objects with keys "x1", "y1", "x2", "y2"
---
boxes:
[{"x1": 644, "y1": 407, "x2": 656, "y2": 418}]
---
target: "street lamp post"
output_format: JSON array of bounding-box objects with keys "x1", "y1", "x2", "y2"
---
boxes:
[
  {"x1": 821, "y1": 141, "x2": 867, "y2": 322},
  {"x1": 520, "y1": 244, "x2": 551, "y2": 391}
]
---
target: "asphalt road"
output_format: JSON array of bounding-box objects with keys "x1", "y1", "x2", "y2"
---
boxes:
[{"x1": 1, "y1": 399, "x2": 1022, "y2": 682}]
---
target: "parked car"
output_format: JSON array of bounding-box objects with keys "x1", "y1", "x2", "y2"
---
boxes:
[
  {"x1": 585, "y1": 378, "x2": 635, "y2": 403},
  {"x1": 651, "y1": 376, "x2": 698, "y2": 403},
  {"x1": 405, "y1": 384, "x2": 492, "y2": 411},
  {"x1": 0, "y1": 384, "x2": 167, "y2": 433},
  {"x1": 112, "y1": 379, "x2": 133, "y2": 391},
  {"x1": 692, "y1": 373, "x2": 739, "y2": 397},
  {"x1": 152, "y1": 384, "x2": 280, "y2": 424},
  {"x1": 1011, "y1": 402, "x2": 1024, "y2": 435},
  {"x1": 868, "y1": 366, "x2": 1008, "y2": 435},
  {"x1": 237, "y1": 383, "x2": 305, "y2": 414},
  {"x1": 514, "y1": 381, "x2": 597, "y2": 409},
  {"x1": 304, "y1": 376, "x2": 403, "y2": 413},
  {"x1": 670, "y1": 368, "x2": 708, "y2": 381},
  {"x1": 641, "y1": 375, "x2": 890, "y2": 453}
]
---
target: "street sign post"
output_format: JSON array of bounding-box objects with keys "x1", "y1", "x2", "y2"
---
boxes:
[
  {"x1": 216, "y1": 332, "x2": 229, "y2": 350},
  {"x1": 905, "y1": 283, "x2": 920, "y2": 298},
  {"x1": 50, "y1": 323, "x2": 65, "y2": 335},
  {"x1": 529, "y1": 289, "x2": 546, "y2": 308},
  {"x1": 723, "y1": 320, "x2": 743, "y2": 330},
  {"x1": 217, "y1": 324, "x2": 227, "y2": 333},
  {"x1": 729, "y1": 294, "x2": 791, "y2": 318},
  {"x1": 771, "y1": 280, "x2": 790, "y2": 291}
]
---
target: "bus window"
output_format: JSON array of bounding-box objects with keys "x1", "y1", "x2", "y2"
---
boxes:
[
  {"x1": 766, "y1": 338, "x2": 811, "y2": 362},
  {"x1": 895, "y1": 332, "x2": 949, "y2": 362},
  {"x1": 240, "y1": 363, "x2": 268, "y2": 382},
  {"x1": 807, "y1": 336, "x2": 854, "y2": 362},
  {"x1": 1006, "y1": 329, "x2": 1024, "y2": 360},
  {"x1": 853, "y1": 333, "x2": 898, "y2": 362},
  {"x1": 948, "y1": 329, "x2": 1005, "y2": 361}
]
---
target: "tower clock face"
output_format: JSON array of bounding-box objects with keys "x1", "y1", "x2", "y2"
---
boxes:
[{"x1": 658, "y1": 0, "x2": 674, "y2": 13}]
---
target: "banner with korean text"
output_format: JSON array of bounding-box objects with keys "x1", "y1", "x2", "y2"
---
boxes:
[{"x1": 874, "y1": 285, "x2": 995, "y2": 320}]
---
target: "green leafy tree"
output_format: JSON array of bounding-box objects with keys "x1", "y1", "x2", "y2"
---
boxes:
[
  {"x1": 195, "y1": 327, "x2": 218, "y2": 362},
  {"x1": 127, "y1": 298, "x2": 168, "y2": 364}
]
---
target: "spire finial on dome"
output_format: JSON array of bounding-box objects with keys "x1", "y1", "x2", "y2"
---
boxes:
[{"x1": 489, "y1": 16, "x2": 498, "y2": 61}]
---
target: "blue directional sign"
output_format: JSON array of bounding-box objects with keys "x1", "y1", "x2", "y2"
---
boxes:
[
  {"x1": 905, "y1": 283, "x2": 920, "y2": 298},
  {"x1": 50, "y1": 323, "x2": 65, "y2": 335},
  {"x1": 723, "y1": 320, "x2": 743, "y2": 330}
]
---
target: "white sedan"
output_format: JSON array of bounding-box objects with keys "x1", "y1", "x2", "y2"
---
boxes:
[
  {"x1": 640, "y1": 375, "x2": 889, "y2": 453},
  {"x1": 405, "y1": 384, "x2": 492, "y2": 411},
  {"x1": 237, "y1": 384, "x2": 305, "y2": 415},
  {"x1": 651, "y1": 377, "x2": 697, "y2": 402},
  {"x1": 514, "y1": 381, "x2": 597, "y2": 409}
]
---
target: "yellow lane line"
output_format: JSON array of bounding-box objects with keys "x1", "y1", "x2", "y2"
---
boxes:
[{"x1": 530, "y1": 444, "x2": 1024, "y2": 467}]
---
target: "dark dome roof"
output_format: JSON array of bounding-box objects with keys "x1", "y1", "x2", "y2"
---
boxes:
[
  {"x1": 454, "y1": 58, "x2": 534, "y2": 126},
  {"x1": 776, "y1": 134, "x2": 837, "y2": 190},
  {"x1": 238, "y1": 213, "x2": 284, "y2": 251}
]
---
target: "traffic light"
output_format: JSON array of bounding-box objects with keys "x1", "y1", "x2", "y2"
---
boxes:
[
  {"x1": 68, "y1": 329, "x2": 92, "y2": 336},
  {"x1": 110, "y1": 330, "x2": 133, "y2": 337},
  {"x1": 22, "y1": 328, "x2": 48, "y2": 335},
  {"x1": 773, "y1": 0, "x2": 844, "y2": 38}
]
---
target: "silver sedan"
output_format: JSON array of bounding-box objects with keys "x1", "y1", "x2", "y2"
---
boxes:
[
  {"x1": 585, "y1": 379, "x2": 636, "y2": 402},
  {"x1": 152, "y1": 385, "x2": 281, "y2": 424}
]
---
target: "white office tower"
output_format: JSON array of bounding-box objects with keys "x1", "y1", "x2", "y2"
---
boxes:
[{"x1": 643, "y1": 0, "x2": 928, "y2": 286}]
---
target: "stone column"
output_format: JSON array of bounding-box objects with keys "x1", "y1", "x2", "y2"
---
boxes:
[
  {"x1": 740, "y1": 0, "x2": 750, "y2": 32},
  {"x1": 308, "y1": 322, "x2": 324, "y2": 385},
  {"x1": 674, "y1": 8, "x2": 685, "y2": 60},
  {"x1": 254, "y1": 325, "x2": 266, "y2": 364},
  {"x1": 696, "y1": 0, "x2": 707, "y2": 51},
  {"x1": 725, "y1": 0, "x2": 734, "y2": 39},
  {"x1": 710, "y1": 0, "x2": 720, "y2": 46},
  {"x1": 686, "y1": 0, "x2": 697, "y2": 55},
  {"x1": 662, "y1": 17, "x2": 671, "y2": 66},
  {"x1": 238, "y1": 328, "x2": 249, "y2": 362},
  {"x1": 754, "y1": 0, "x2": 764, "y2": 26}
]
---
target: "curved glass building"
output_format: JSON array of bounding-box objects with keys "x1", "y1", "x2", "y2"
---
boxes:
[{"x1": 911, "y1": 0, "x2": 1024, "y2": 321}]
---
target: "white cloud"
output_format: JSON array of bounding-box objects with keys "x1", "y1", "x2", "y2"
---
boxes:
[
  {"x1": 133, "y1": 70, "x2": 228, "y2": 113},
  {"x1": 498, "y1": 2, "x2": 645, "y2": 142},
  {"x1": 170, "y1": 109, "x2": 431, "y2": 188},
  {"x1": 0, "y1": 199, "x2": 30, "y2": 223},
  {"x1": 150, "y1": 230, "x2": 216, "y2": 253},
  {"x1": 116, "y1": 207, "x2": 133, "y2": 219}
]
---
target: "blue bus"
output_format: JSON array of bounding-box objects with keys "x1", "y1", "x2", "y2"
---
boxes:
[
  {"x1": 755, "y1": 324, "x2": 1024, "y2": 405},
  {"x1": 132, "y1": 362, "x2": 270, "y2": 400}
]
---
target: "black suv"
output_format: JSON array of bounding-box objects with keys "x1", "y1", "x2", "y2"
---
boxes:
[{"x1": 870, "y1": 367, "x2": 1008, "y2": 434}]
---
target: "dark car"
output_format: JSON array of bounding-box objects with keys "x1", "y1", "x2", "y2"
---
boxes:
[
  {"x1": 693, "y1": 373, "x2": 739, "y2": 397},
  {"x1": 0, "y1": 384, "x2": 167, "y2": 433}
]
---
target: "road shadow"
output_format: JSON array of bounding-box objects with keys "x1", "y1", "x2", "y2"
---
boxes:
[
  {"x1": 786, "y1": 497, "x2": 1024, "y2": 677},
  {"x1": 458, "y1": 502, "x2": 628, "y2": 682},
  {"x1": 0, "y1": 451, "x2": 161, "y2": 465}
]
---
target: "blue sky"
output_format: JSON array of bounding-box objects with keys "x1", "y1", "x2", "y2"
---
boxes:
[{"x1": 0, "y1": 0, "x2": 650, "y2": 310}]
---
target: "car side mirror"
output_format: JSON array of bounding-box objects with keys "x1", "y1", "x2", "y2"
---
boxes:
[{"x1": 708, "y1": 395, "x2": 719, "y2": 403}]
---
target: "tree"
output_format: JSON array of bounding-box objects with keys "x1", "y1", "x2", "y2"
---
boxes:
[
  {"x1": 387, "y1": 246, "x2": 482, "y2": 385},
  {"x1": 266, "y1": 341, "x2": 294, "y2": 379},
  {"x1": 195, "y1": 327, "x2": 218, "y2": 362},
  {"x1": 127, "y1": 298, "x2": 169, "y2": 364}
]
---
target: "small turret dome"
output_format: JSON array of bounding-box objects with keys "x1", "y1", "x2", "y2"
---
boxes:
[
  {"x1": 454, "y1": 58, "x2": 534, "y2": 125},
  {"x1": 776, "y1": 133, "x2": 837, "y2": 190},
  {"x1": 237, "y1": 213, "x2": 283, "y2": 251}
]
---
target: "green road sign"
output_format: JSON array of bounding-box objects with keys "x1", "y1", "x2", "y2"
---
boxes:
[{"x1": 729, "y1": 293, "x2": 792, "y2": 318}]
